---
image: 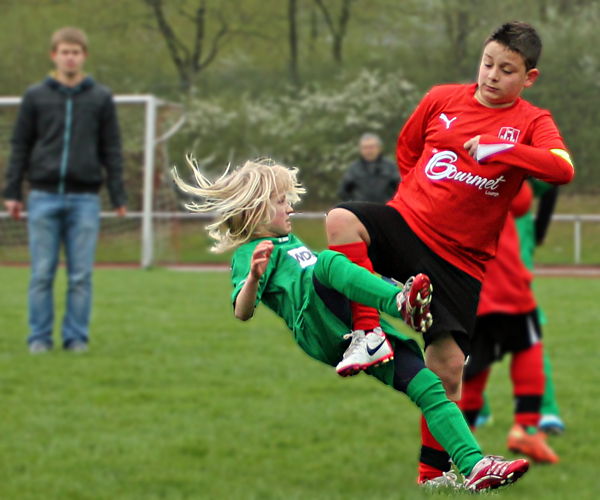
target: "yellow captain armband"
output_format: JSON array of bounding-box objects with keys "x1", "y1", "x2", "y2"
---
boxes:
[{"x1": 550, "y1": 149, "x2": 574, "y2": 168}]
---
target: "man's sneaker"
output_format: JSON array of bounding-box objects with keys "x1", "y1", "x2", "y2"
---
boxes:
[
  {"x1": 29, "y1": 340, "x2": 52, "y2": 354},
  {"x1": 396, "y1": 273, "x2": 433, "y2": 333},
  {"x1": 335, "y1": 327, "x2": 394, "y2": 377},
  {"x1": 64, "y1": 340, "x2": 88, "y2": 353},
  {"x1": 539, "y1": 414, "x2": 565, "y2": 436},
  {"x1": 507, "y1": 424, "x2": 559, "y2": 463},
  {"x1": 418, "y1": 471, "x2": 463, "y2": 490},
  {"x1": 463, "y1": 455, "x2": 529, "y2": 492}
]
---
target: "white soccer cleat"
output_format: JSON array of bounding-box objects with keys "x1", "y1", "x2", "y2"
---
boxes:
[
  {"x1": 418, "y1": 471, "x2": 463, "y2": 491},
  {"x1": 335, "y1": 327, "x2": 394, "y2": 377}
]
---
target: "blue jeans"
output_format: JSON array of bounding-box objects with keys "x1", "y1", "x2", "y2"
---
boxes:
[{"x1": 27, "y1": 190, "x2": 100, "y2": 347}]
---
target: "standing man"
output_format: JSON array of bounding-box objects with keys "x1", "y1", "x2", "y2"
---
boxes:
[
  {"x1": 2, "y1": 27, "x2": 127, "y2": 353},
  {"x1": 338, "y1": 133, "x2": 400, "y2": 204}
]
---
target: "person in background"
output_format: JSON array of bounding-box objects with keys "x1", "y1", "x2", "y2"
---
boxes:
[
  {"x1": 2, "y1": 27, "x2": 127, "y2": 353},
  {"x1": 338, "y1": 133, "x2": 400, "y2": 204}
]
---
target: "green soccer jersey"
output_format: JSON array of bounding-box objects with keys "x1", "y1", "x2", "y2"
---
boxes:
[
  {"x1": 231, "y1": 234, "x2": 422, "y2": 385},
  {"x1": 515, "y1": 178, "x2": 554, "y2": 325}
]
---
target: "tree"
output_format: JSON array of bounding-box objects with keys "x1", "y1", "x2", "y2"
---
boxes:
[
  {"x1": 288, "y1": 0, "x2": 300, "y2": 85},
  {"x1": 313, "y1": 0, "x2": 355, "y2": 64},
  {"x1": 143, "y1": 0, "x2": 229, "y2": 91}
]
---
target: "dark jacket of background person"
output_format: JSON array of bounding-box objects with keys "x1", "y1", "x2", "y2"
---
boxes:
[
  {"x1": 2, "y1": 75, "x2": 127, "y2": 208},
  {"x1": 338, "y1": 155, "x2": 401, "y2": 204}
]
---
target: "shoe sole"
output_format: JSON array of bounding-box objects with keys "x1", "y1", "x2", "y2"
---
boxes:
[
  {"x1": 404, "y1": 275, "x2": 433, "y2": 333},
  {"x1": 337, "y1": 354, "x2": 394, "y2": 377}
]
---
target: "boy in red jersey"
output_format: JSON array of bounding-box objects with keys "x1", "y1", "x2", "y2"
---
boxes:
[
  {"x1": 326, "y1": 21, "x2": 573, "y2": 486},
  {"x1": 459, "y1": 181, "x2": 559, "y2": 464}
]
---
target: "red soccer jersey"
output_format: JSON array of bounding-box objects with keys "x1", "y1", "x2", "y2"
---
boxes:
[
  {"x1": 389, "y1": 83, "x2": 571, "y2": 281},
  {"x1": 477, "y1": 182, "x2": 537, "y2": 316}
]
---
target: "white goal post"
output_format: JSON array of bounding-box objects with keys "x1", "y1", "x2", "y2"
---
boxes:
[{"x1": 0, "y1": 94, "x2": 185, "y2": 268}]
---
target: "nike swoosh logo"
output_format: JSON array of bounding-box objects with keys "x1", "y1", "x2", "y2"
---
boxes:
[{"x1": 367, "y1": 338, "x2": 385, "y2": 356}]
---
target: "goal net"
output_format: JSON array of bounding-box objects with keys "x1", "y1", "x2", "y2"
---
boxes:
[{"x1": 0, "y1": 95, "x2": 185, "y2": 268}]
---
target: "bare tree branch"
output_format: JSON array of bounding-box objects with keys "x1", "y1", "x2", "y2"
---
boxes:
[
  {"x1": 313, "y1": 0, "x2": 355, "y2": 63},
  {"x1": 143, "y1": 0, "x2": 231, "y2": 91}
]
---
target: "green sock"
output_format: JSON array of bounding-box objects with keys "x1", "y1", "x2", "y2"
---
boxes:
[
  {"x1": 314, "y1": 250, "x2": 400, "y2": 319},
  {"x1": 479, "y1": 392, "x2": 492, "y2": 419},
  {"x1": 406, "y1": 369, "x2": 483, "y2": 476},
  {"x1": 541, "y1": 351, "x2": 561, "y2": 416}
]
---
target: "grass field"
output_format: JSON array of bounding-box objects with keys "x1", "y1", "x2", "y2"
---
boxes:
[{"x1": 0, "y1": 267, "x2": 597, "y2": 499}]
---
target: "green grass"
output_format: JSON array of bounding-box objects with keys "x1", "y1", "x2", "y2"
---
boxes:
[{"x1": 0, "y1": 268, "x2": 596, "y2": 499}]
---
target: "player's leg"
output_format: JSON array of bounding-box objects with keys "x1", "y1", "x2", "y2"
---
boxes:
[
  {"x1": 62, "y1": 193, "x2": 100, "y2": 350},
  {"x1": 419, "y1": 332, "x2": 467, "y2": 481},
  {"x1": 506, "y1": 312, "x2": 559, "y2": 463},
  {"x1": 26, "y1": 191, "x2": 62, "y2": 352},
  {"x1": 475, "y1": 392, "x2": 494, "y2": 428},
  {"x1": 326, "y1": 206, "x2": 381, "y2": 333},
  {"x1": 378, "y1": 339, "x2": 528, "y2": 491},
  {"x1": 315, "y1": 250, "x2": 432, "y2": 327},
  {"x1": 539, "y1": 351, "x2": 565, "y2": 434},
  {"x1": 459, "y1": 314, "x2": 498, "y2": 429},
  {"x1": 459, "y1": 368, "x2": 492, "y2": 429}
]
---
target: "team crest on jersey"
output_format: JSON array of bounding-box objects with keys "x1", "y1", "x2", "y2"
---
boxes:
[
  {"x1": 288, "y1": 246, "x2": 317, "y2": 269},
  {"x1": 498, "y1": 127, "x2": 520, "y2": 143}
]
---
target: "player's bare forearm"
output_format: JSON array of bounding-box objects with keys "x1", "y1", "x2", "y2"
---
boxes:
[
  {"x1": 234, "y1": 276, "x2": 260, "y2": 321},
  {"x1": 234, "y1": 241, "x2": 274, "y2": 321}
]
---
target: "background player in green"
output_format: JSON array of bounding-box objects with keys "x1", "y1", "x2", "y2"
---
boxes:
[{"x1": 171, "y1": 156, "x2": 530, "y2": 492}]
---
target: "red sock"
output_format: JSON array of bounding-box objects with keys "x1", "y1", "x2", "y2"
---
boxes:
[
  {"x1": 458, "y1": 368, "x2": 491, "y2": 429},
  {"x1": 329, "y1": 241, "x2": 380, "y2": 332},
  {"x1": 419, "y1": 415, "x2": 451, "y2": 480},
  {"x1": 511, "y1": 342, "x2": 544, "y2": 428}
]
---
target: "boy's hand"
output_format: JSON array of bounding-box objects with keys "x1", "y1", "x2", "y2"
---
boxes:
[
  {"x1": 464, "y1": 135, "x2": 481, "y2": 158},
  {"x1": 250, "y1": 241, "x2": 274, "y2": 281}
]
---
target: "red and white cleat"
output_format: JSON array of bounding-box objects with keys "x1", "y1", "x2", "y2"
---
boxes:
[
  {"x1": 396, "y1": 273, "x2": 433, "y2": 333},
  {"x1": 463, "y1": 455, "x2": 529, "y2": 492}
]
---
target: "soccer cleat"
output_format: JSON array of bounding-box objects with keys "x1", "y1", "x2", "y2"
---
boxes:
[
  {"x1": 463, "y1": 455, "x2": 529, "y2": 492},
  {"x1": 418, "y1": 471, "x2": 463, "y2": 490},
  {"x1": 335, "y1": 327, "x2": 394, "y2": 377},
  {"x1": 396, "y1": 273, "x2": 433, "y2": 333},
  {"x1": 475, "y1": 412, "x2": 494, "y2": 428},
  {"x1": 507, "y1": 424, "x2": 560, "y2": 463},
  {"x1": 539, "y1": 414, "x2": 566, "y2": 436}
]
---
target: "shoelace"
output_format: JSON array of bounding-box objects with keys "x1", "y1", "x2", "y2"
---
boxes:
[
  {"x1": 423, "y1": 471, "x2": 462, "y2": 489},
  {"x1": 399, "y1": 277, "x2": 415, "y2": 314},
  {"x1": 341, "y1": 330, "x2": 366, "y2": 359}
]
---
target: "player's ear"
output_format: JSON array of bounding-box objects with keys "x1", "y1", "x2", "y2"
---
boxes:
[{"x1": 523, "y1": 68, "x2": 539, "y2": 88}]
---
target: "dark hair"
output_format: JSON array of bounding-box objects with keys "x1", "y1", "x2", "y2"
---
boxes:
[{"x1": 485, "y1": 21, "x2": 542, "y2": 71}]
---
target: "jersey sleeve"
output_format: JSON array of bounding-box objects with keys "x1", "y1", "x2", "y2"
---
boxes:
[
  {"x1": 396, "y1": 91, "x2": 433, "y2": 179},
  {"x1": 231, "y1": 244, "x2": 276, "y2": 308},
  {"x1": 475, "y1": 115, "x2": 574, "y2": 185}
]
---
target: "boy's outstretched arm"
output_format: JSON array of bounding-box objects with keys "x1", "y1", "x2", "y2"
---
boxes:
[
  {"x1": 464, "y1": 132, "x2": 574, "y2": 185},
  {"x1": 234, "y1": 241, "x2": 274, "y2": 321}
]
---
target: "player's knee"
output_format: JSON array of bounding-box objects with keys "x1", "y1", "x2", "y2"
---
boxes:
[
  {"x1": 325, "y1": 208, "x2": 368, "y2": 245},
  {"x1": 426, "y1": 354, "x2": 465, "y2": 400}
]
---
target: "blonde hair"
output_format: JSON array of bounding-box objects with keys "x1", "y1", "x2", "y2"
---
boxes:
[
  {"x1": 51, "y1": 27, "x2": 88, "y2": 52},
  {"x1": 172, "y1": 156, "x2": 305, "y2": 252}
]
